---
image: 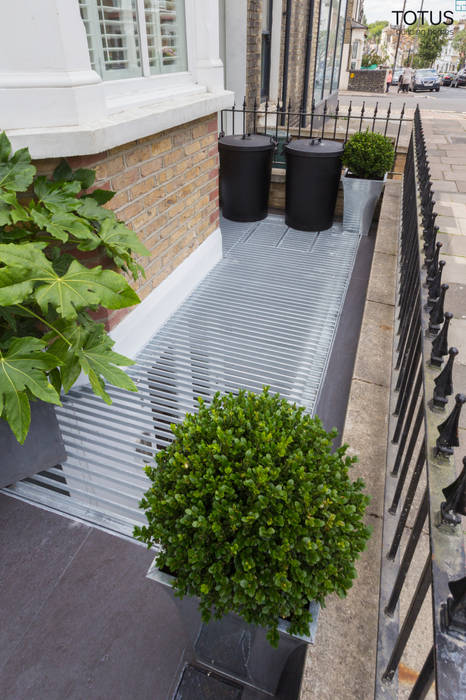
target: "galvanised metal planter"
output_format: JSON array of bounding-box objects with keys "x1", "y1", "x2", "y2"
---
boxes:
[
  {"x1": 342, "y1": 171, "x2": 387, "y2": 236},
  {"x1": 0, "y1": 402, "x2": 66, "y2": 488},
  {"x1": 147, "y1": 559, "x2": 319, "y2": 696}
]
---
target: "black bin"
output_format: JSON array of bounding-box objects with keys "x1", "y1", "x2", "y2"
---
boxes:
[
  {"x1": 219, "y1": 134, "x2": 274, "y2": 222},
  {"x1": 284, "y1": 138, "x2": 343, "y2": 231}
]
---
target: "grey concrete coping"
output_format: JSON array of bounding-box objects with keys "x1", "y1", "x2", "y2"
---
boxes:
[{"x1": 300, "y1": 180, "x2": 401, "y2": 699}]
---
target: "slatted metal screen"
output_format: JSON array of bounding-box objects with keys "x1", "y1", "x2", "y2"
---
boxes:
[{"x1": 4, "y1": 217, "x2": 360, "y2": 537}]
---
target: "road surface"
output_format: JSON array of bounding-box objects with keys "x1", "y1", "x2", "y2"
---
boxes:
[{"x1": 338, "y1": 85, "x2": 466, "y2": 113}]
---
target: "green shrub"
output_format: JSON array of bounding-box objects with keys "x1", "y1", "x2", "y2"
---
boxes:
[
  {"x1": 342, "y1": 130, "x2": 395, "y2": 180},
  {"x1": 0, "y1": 132, "x2": 149, "y2": 443},
  {"x1": 135, "y1": 387, "x2": 371, "y2": 647}
]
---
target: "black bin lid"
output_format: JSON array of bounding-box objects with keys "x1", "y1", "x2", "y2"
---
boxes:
[
  {"x1": 284, "y1": 138, "x2": 344, "y2": 158},
  {"x1": 219, "y1": 134, "x2": 275, "y2": 152}
]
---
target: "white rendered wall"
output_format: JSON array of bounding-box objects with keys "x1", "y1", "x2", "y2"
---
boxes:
[{"x1": 1, "y1": 0, "x2": 233, "y2": 156}]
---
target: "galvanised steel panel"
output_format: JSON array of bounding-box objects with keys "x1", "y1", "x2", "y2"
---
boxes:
[{"x1": 5, "y1": 217, "x2": 360, "y2": 536}]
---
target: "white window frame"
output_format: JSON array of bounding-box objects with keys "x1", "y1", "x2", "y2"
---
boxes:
[
  {"x1": 2, "y1": 0, "x2": 232, "y2": 157},
  {"x1": 80, "y1": 0, "x2": 195, "y2": 113}
]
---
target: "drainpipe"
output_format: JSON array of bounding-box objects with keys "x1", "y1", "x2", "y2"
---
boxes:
[
  {"x1": 280, "y1": 0, "x2": 292, "y2": 125},
  {"x1": 301, "y1": 0, "x2": 315, "y2": 127}
]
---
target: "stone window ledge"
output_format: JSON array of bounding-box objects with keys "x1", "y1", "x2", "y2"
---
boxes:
[{"x1": 6, "y1": 89, "x2": 234, "y2": 159}]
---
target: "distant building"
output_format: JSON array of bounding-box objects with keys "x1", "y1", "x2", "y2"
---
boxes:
[
  {"x1": 436, "y1": 20, "x2": 466, "y2": 72},
  {"x1": 379, "y1": 25, "x2": 415, "y2": 69},
  {"x1": 339, "y1": 0, "x2": 367, "y2": 89},
  {"x1": 221, "y1": 0, "x2": 351, "y2": 117}
]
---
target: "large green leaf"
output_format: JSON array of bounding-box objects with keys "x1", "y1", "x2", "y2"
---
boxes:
[
  {"x1": 0, "y1": 133, "x2": 35, "y2": 193},
  {"x1": 0, "y1": 192, "x2": 30, "y2": 226},
  {"x1": 52, "y1": 159, "x2": 95, "y2": 190},
  {"x1": 77, "y1": 196, "x2": 114, "y2": 221},
  {"x1": 46, "y1": 320, "x2": 136, "y2": 401},
  {"x1": 0, "y1": 243, "x2": 140, "y2": 317},
  {"x1": 95, "y1": 218, "x2": 148, "y2": 279},
  {"x1": 34, "y1": 176, "x2": 82, "y2": 213},
  {"x1": 30, "y1": 204, "x2": 96, "y2": 244},
  {"x1": 0, "y1": 336, "x2": 62, "y2": 443}
]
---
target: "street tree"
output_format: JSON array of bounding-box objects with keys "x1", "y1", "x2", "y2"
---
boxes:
[
  {"x1": 408, "y1": 24, "x2": 449, "y2": 67},
  {"x1": 367, "y1": 20, "x2": 389, "y2": 44},
  {"x1": 453, "y1": 29, "x2": 466, "y2": 68},
  {"x1": 361, "y1": 50, "x2": 388, "y2": 68}
]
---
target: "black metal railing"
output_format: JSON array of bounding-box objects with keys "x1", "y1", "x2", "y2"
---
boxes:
[
  {"x1": 219, "y1": 98, "x2": 413, "y2": 168},
  {"x1": 375, "y1": 106, "x2": 465, "y2": 698}
]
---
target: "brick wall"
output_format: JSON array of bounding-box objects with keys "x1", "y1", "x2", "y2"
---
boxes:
[
  {"x1": 34, "y1": 114, "x2": 220, "y2": 330},
  {"x1": 348, "y1": 69, "x2": 388, "y2": 93}
]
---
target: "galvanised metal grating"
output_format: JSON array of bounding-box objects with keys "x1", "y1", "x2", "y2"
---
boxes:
[{"x1": 4, "y1": 216, "x2": 360, "y2": 537}]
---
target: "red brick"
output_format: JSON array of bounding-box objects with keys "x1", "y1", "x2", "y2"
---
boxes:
[{"x1": 111, "y1": 167, "x2": 139, "y2": 191}]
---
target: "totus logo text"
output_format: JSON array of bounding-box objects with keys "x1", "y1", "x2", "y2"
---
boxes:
[{"x1": 391, "y1": 10, "x2": 454, "y2": 25}]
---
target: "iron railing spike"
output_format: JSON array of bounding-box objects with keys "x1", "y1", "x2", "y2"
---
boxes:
[
  {"x1": 435, "y1": 393, "x2": 466, "y2": 457},
  {"x1": 440, "y1": 574, "x2": 466, "y2": 639},
  {"x1": 427, "y1": 242, "x2": 443, "y2": 282},
  {"x1": 433, "y1": 347, "x2": 458, "y2": 409},
  {"x1": 429, "y1": 283, "x2": 448, "y2": 335},
  {"x1": 430, "y1": 312, "x2": 453, "y2": 366},
  {"x1": 439, "y1": 458, "x2": 466, "y2": 527},
  {"x1": 427, "y1": 260, "x2": 446, "y2": 307}
]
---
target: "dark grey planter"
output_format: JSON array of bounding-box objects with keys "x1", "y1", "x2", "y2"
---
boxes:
[
  {"x1": 0, "y1": 402, "x2": 66, "y2": 488},
  {"x1": 342, "y1": 171, "x2": 387, "y2": 236},
  {"x1": 147, "y1": 559, "x2": 319, "y2": 695}
]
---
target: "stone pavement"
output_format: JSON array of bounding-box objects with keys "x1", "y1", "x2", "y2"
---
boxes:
[{"x1": 421, "y1": 110, "x2": 466, "y2": 457}]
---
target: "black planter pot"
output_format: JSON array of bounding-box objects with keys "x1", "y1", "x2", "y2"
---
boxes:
[
  {"x1": 0, "y1": 402, "x2": 66, "y2": 488},
  {"x1": 147, "y1": 560, "x2": 319, "y2": 696}
]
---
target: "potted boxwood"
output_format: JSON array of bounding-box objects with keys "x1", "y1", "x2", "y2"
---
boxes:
[
  {"x1": 342, "y1": 130, "x2": 395, "y2": 236},
  {"x1": 0, "y1": 132, "x2": 148, "y2": 486},
  {"x1": 135, "y1": 388, "x2": 370, "y2": 694}
]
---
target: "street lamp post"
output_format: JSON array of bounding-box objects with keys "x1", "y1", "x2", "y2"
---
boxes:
[{"x1": 392, "y1": 0, "x2": 407, "y2": 72}]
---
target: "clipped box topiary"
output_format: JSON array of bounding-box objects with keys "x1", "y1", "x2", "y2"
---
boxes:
[
  {"x1": 135, "y1": 387, "x2": 370, "y2": 694},
  {"x1": 342, "y1": 130, "x2": 395, "y2": 236}
]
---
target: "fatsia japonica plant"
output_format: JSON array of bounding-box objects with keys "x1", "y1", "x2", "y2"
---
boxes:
[
  {"x1": 0, "y1": 132, "x2": 149, "y2": 443},
  {"x1": 135, "y1": 387, "x2": 371, "y2": 647}
]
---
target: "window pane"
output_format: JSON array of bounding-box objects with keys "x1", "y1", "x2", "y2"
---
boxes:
[
  {"x1": 323, "y1": 0, "x2": 340, "y2": 97},
  {"x1": 314, "y1": 0, "x2": 331, "y2": 103},
  {"x1": 145, "y1": 0, "x2": 187, "y2": 75},
  {"x1": 332, "y1": 0, "x2": 348, "y2": 93},
  {"x1": 79, "y1": 0, "x2": 142, "y2": 80}
]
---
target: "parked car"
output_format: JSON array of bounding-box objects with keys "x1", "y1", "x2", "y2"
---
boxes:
[
  {"x1": 410, "y1": 69, "x2": 440, "y2": 92},
  {"x1": 440, "y1": 72, "x2": 455, "y2": 86},
  {"x1": 391, "y1": 69, "x2": 403, "y2": 86},
  {"x1": 451, "y1": 69, "x2": 466, "y2": 87}
]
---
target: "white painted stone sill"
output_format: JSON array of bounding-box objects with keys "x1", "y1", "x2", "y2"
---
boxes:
[{"x1": 6, "y1": 89, "x2": 234, "y2": 159}]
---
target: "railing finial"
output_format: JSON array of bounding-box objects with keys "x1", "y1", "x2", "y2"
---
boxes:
[{"x1": 435, "y1": 393, "x2": 466, "y2": 457}]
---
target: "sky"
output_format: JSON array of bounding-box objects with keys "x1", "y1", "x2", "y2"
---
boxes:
[{"x1": 364, "y1": 0, "x2": 465, "y2": 24}]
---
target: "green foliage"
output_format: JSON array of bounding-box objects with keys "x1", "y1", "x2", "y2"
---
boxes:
[
  {"x1": 135, "y1": 388, "x2": 371, "y2": 647},
  {"x1": 415, "y1": 24, "x2": 449, "y2": 66},
  {"x1": 367, "y1": 21, "x2": 388, "y2": 42},
  {"x1": 0, "y1": 132, "x2": 150, "y2": 442},
  {"x1": 343, "y1": 131, "x2": 395, "y2": 180},
  {"x1": 453, "y1": 29, "x2": 466, "y2": 68},
  {"x1": 361, "y1": 50, "x2": 388, "y2": 68}
]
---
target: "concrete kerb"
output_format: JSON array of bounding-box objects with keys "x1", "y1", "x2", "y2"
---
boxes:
[{"x1": 299, "y1": 181, "x2": 401, "y2": 699}]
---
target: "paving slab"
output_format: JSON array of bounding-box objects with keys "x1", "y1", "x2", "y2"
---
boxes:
[{"x1": 0, "y1": 498, "x2": 188, "y2": 700}]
